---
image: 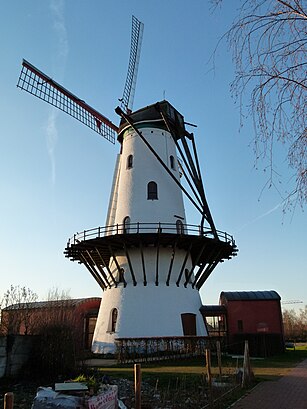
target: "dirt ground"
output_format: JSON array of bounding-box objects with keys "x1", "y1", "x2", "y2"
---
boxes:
[
  {"x1": 0, "y1": 376, "x2": 241, "y2": 409},
  {"x1": 0, "y1": 380, "x2": 39, "y2": 409}
]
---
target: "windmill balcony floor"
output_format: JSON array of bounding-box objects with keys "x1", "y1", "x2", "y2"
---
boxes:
[{"x1": 64, "y1": 222, "x2": 237, "y2": 290}]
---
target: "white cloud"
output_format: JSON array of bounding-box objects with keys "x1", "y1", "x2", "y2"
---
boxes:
[
  {"x1": 46, "y1": 109, "x2": 58, "y2": 185},
  {"x1": 46, "y1": 0, "x2": 69, "y2": 185},
  {"x1": 50, "y1": 0, "x2": 69, "y2": 68}
]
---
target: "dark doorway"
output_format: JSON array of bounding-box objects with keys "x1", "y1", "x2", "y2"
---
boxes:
[{"x1": 181, "y1": 313, "x2": 197, "y2": 335}]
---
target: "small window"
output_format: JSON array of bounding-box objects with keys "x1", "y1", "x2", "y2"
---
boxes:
[
  {"x1": 111, "y1": 308, "x2": 118, "y2": 332},
  {"x1": 147, "y1": 181, "x2": 158, "y2": 200},
  {"x1": 170, "y1": 155, "x2": 175, "y2": 170},
  {"x1": 176, "y1": 219, "x2": 184, "y2": 234},
  {"x1": 118, "y1": 268, "x2": 125, "y2": 283},
  {"x1": 127, "y1": 154, "x2": 133, "y2": 169},
  {"x1": 123, "y1": 216, "x2": 130, "y2": 233}
]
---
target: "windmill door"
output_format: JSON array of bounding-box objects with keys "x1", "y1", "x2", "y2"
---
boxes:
[{"x1": 181, "y1": 313, "x2": 197, "y2": 336}]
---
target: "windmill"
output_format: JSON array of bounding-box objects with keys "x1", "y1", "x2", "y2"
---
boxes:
[{"x1": 17, "y1": 16, "x2": 237, "y2": 354}]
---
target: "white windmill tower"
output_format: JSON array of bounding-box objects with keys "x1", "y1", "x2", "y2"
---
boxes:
[{"x1": 17, "y1": 16, "x2": 237, "y2": 354}]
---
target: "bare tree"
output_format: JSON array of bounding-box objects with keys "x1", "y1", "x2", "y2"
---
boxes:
[
  {"x1": 298, "y1": 304, "x2": 307, "y2": 339},
  {"x1": 213, "y1": 0, "x2": 306, "y2": 208},
  {"x1": 30, "y1": 288, "x2": 80, "y2": 377},
  {"x1": 0, "y1": 285, "x2": 81, "y2": 377},
  {"x1": 283, "y1": 305, "x2": 307, "y2": 340},
  {"x1": 283, "y1": 308, "x2": 299, "y2": 339},
  {"x1": 0, "y1": 285, "x2": 38, "y2": 335},
  {"x1": 30, "y1": 287, "x2": 73, "y2": 333}
]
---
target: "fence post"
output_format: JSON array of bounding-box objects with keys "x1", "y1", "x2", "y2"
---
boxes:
[
  {"x1": 216, "y1": 340, "x2": 222, "y2": 381},
  {"x1": 134, "y1": 363, "x2": 141, "y2": 409},
  {"x1": 205, "y1": 348, "x2": 213, "y2": 408},
  {"x1": 4, "y1": 392, "x2": 14, "y2": 409},
  {"x1": 242, "y1": 340, "x2": 252, "y2": 388}
]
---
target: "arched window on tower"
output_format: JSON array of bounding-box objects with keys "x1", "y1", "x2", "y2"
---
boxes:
[
  {"x1": 127, "y1": 154, "x2": 133, "y2": 169},
  {"x1": 118, "y1": 268, "x2": 125, "y2": 283},
  {"x1": 170, "y1": 155, "x2": 176, "y2": 170},
  {"x1": 109, "y1": 308, "x2": 118, "y2": 333},
  {"x1": 147, "y1": 181, "x2": 158, "y2": 200},
  {"x1": 123, "y1": 216, "x2": 131, "y2": 233}
]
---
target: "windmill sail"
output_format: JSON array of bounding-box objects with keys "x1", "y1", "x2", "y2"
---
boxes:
[
  {"x1": 120, "y1": 16, "x2": 144, "y2": 113},
  {"x1": 17, "y1": 59, "x2": 118, "y2": 143}
]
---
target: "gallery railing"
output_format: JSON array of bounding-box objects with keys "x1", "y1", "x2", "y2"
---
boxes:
[{"x1": 67, "y1": 222, "x2": 235, "y2": 246}]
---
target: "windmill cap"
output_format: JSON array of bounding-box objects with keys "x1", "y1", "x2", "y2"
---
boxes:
[{"x1": 117, "y1": 100, "x2": 187, "y2": 143}]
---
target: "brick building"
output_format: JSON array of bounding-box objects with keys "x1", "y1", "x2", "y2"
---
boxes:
[
  {"x1": 201, "y1": 290, "x2": 284, "y2": 357},
  {"x1": 0, "y1": 297, "x2": 101, "y2": 352}
]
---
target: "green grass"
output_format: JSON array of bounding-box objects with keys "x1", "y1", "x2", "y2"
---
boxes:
[
  {"x1": 251, "y1": 344, "x2": 307, "y2": 380},
  {"x1": 89, "y1": 345, "x2": 307, "y2": 384},
  {"x1": 78, "y1": 346, "x2": 307, "y2": 408}
]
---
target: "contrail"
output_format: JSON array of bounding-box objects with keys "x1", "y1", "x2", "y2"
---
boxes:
[
  {"x1": 235, "y1": 201, "x2": 283, "y2": 233},
  {"x1": 46, "y1": 0, "x2": 68, "y2": 185}
]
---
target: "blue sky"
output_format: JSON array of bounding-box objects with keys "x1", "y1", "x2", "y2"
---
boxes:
[{"x1": 0, "y1": 0, "x2": 306, "y2": 309}]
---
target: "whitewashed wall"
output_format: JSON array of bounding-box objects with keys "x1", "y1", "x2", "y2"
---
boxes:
[{"x1": 92, "y1": 122, "x2": 206, "y2": 354}]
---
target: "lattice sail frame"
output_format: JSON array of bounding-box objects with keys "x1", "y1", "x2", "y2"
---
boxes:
[
  {"x1": 17, "y1": 60, "x2": 118, "y2": 143},
  {"x1": 120, "y1": 15, "x2": 144, "y2": 113}
]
